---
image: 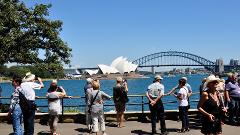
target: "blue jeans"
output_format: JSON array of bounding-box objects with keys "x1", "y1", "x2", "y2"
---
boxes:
[
  {"x1": 22, "y1": 106, "x2": 35, "y2": 135},
  {"x1": 179, "y1": 106, "x2": 189, "y2": 129},
  {"x1": 12, "y1": 104, "x2": 23, "y2": 135}
]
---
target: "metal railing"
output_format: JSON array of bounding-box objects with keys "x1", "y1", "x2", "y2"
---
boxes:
[{"x1": 0, "y1": 92, "x2": 200, "y2": 116}]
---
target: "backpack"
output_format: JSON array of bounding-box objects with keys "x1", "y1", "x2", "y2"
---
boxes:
[{"x1": 18, "y1": 91, "x2": 36, "y2": 113}]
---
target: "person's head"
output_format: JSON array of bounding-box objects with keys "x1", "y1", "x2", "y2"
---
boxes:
[
  {"x1": 227, "y1": 72, "x2": 237, "y2": 82},
  {"x1": 49, "y1": 79, "x2": 58, "y2": 92},
  {"x1": 181, "y1": 77, "x2": 187, "y2": 82},
  {"x1": 178, "y1": 78, "x2": 186, "y2": 87},
  {"x1": 204, "y1": 75, "x2": 220, "y2": 92},
  {"x1": 116, "y1": 76, "x2": 123, "y2": 83},
  {"x1": 12, "y1": 75, "x2": 22, "y2": 87},
  {"x1": 86, "y1": 78, "x2": 93, "y2": 84},
  {"x1": 92, "y1": 80, "x2": 100, "y2": 90},
  {"x1": 23, "y1": 72, "x2": 36, "y2": 82},
  {"x1": 154, "y1": 75, "x2": 163, "y2": 82}
]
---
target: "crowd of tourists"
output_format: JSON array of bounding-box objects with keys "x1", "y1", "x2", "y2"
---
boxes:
[{"x1": 2, "y1": 71, "x2": 240, "y2": 135}]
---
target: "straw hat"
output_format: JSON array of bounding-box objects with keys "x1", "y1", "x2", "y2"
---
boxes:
[{"x1": 23, "y1": 72, "x2": 35, "y2": 82}]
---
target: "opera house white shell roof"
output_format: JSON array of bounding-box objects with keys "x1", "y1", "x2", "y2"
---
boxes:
[{"x1": 86, "y1": 56, "x2": 138, "y2": 75}]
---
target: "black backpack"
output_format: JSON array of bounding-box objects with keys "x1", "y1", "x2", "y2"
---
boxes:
[{"x1": 18, "y1": 90, "x2": 36, "y2": 113}]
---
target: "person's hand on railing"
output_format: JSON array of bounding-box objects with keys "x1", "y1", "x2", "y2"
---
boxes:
[
  {"x1": 35, "y1": 96, "x2": 40, "y2": 99},
  {"x1": 66, "y1": 96, "x2": 72, "y2": 98}
]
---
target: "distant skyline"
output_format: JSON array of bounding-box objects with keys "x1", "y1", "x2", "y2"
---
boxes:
[{"x1": 23, "y1": 0, "x2": 240, "y2": 68}]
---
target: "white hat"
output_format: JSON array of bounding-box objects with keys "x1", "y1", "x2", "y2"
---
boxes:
[
  {"x1": 155, "y1": 75, "x2": 163, "y2": 80},
  {"x1": 181, "y1": 77, "x2": 187, "y2": 81},
  {"x1": 116, "y1": 76, "x2": 123, "y2": 82},
  {"x1": 86, "y1": 78, "x2": 93, "y2": 83},
  {"x1": 203, "y1": 75, "x2": 220, "y2": 90},
  {"x1": 23, "y1": 72, "x2": 35, "y2": 82},
  {"x1": 51, "y1": 79, "x2": 57, "y2": 84}
]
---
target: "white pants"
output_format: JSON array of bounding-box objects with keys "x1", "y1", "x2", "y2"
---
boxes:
[
  {"x1": 91, "y1": 110, "x2": 105, "y2": 132},
  {"x1": 85, "y1": 106, "x2": 92, "y2": 128}
]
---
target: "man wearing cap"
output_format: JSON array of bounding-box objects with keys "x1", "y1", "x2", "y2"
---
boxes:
[
  {"x1": 146, "y1": 75, "x2": 167, "y2": 135},
  {"x1": 21, "y1": 72, "x2": 44, "y2": 135},
  {"x1": 84, "y1": 78, "x2": 93, "y2": 131}
]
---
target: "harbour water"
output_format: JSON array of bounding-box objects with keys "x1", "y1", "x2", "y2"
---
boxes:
[{"x1": 0, "y1": 74, "x2": 208, "y2": 112}]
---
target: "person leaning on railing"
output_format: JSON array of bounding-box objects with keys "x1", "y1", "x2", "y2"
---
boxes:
[{"x1": 46, "y1": 80, "x2": 66, "y2": 135}]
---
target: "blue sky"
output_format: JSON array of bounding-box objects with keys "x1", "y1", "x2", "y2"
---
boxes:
[{"x1": 24, "y1": 0, "x2": 240, "y2": 68}]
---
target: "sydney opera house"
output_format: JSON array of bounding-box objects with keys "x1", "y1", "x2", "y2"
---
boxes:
[{"x1": 85, "y1": 56, "x2": 138, "y2": 76}]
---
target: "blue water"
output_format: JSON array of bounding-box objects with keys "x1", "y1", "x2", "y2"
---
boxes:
[{"x1": 0, "y1": 74, "x2": 207, "y2": 112}]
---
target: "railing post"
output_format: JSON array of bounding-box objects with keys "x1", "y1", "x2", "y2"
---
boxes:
[
  {"x1": 141, "y1": 95, "x2": 144, "y2": 115},
  {"x1": 61, "y1": 98, "x2": 64, "y2": 116}
]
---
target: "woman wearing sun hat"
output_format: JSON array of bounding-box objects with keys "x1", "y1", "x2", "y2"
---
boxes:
[{"x1": 198, "y1": 75, "x2": 227, "y2": 135}]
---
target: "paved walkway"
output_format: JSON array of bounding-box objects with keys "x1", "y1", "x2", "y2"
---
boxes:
[{"x1": 0, "y1": 119, "x2": 240, "y2": 135}]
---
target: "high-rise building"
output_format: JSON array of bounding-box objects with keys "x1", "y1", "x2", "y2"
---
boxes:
[
  {"x1": 216, "y1": 59, "x2": 224, "y2": 73},
  {"x1": 230, "y1": 59, "x2": 240, "y2": 66}
]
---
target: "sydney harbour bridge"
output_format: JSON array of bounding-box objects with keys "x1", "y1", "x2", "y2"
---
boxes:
[
  {"x1": 132, "y1": 51, "x2": 216, "y2": 72},
  {"x1": 79, "y1": 51, "x2": 238, "y2": 73}
]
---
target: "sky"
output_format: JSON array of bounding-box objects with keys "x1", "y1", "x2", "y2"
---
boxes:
[{"x1": 23, "y1": 0, "x2": 240, "y2": 68}]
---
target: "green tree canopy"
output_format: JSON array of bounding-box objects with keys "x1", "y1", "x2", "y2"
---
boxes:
[{"x1": 0, "y1": 0, "x2": 72, "y2": 73}]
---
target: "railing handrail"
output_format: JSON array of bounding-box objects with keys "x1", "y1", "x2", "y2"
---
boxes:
[{"x1": 0, "y1": 92, "x2": 200, "y2": 116}]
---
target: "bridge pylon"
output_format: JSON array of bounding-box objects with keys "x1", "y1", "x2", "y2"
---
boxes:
[{"x1": 151, "y1": 66, "x2": 155, "y2": 74}]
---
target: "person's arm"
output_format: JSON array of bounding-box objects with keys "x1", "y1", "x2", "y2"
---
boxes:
[
  {"x1": 101, "y1": 91, "x2": 111, "y2": 100},
  {"x1": 59, "y1": 86, "x2": 71, "y2": 98},
  {"x1": 225, "y1": 90, "x2": 231, "y2": 102},
  {"x1": 198, "y1": 92, "x2": 214, "y2": 122},
  {"x1": 166, "y1": 85, "x2": 178, "y2": 95},
  {"x1": 32, "y1": 77, "x2": 44, "y2": 89},
  {"x1": 37, "y1": 77, "x2": 44, "y2": 88},
  {"x1": 57, "y1": 89, "x2": 66, "y2": 98},
  {"x1": 187, "y1": 85, "x2": 192, "y2": 97},
  {"x1": 146, "y1": 91, "x2": 154, "y2": 103},
  {"x1": 177, "y1": 93, "x2": 183, "y2": 100},
  {"x1": 123, "y1": 82, "x2": 128, "y2": 93}
]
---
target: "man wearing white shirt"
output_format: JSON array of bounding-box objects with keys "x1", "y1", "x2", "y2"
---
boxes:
[
  {"x1": 21, "y1": 72, "x2": 44, "y2": 135},
  {"x1": 146, "y1": 75, "x2": 167, "y2": 135}
]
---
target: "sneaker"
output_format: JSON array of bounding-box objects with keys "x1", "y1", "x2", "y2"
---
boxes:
[{"x1": 102, "y1": 132, "x2": 107, "y2": 135}]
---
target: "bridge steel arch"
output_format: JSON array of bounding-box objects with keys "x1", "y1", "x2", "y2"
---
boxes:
[{"x1": 132, "y1": 51, "x2": 216, "y2": 71}]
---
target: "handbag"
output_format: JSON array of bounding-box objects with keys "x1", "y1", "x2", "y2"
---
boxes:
[{"x1": 88, "y1": 91, "x2": 99, "y2": 114}]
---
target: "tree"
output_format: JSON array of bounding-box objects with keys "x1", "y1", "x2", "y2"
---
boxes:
[{"x1": 0, "y1": 0, "x2": 72, "y2": 73}]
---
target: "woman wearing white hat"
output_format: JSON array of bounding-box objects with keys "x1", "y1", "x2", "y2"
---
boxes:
[{"x1": 198, "y1": 75, "x2": 227, "y2": 135}]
